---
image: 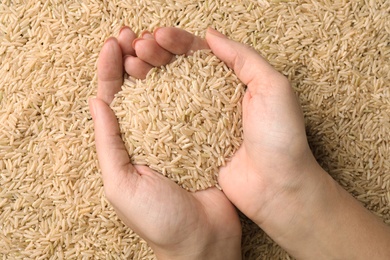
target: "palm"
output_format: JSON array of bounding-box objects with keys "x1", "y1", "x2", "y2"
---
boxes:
[
  {"x1": 218, "y1": 74, "x2": 313, "y2": 223},
  {"x1": 111, "y1": 165, "x2": 240, "y2": 251}
]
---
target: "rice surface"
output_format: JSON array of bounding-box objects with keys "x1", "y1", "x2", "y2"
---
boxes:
[
  {"x1": 111, "y1": 50, "x2": 245, "y2": 191},
  {"x1": 1, "y1": 0, "x2": 389, "y2": 259}
]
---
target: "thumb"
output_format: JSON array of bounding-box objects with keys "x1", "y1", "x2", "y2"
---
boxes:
[
  {"x1": 205, "y1": 28, "x2": 283, "y2": 93},
  {"x1": 89, "y1": 98, "x2": 137, "y2": 192}
]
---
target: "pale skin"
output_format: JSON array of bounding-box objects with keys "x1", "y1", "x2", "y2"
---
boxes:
[{"x1": 89, "y1": 27, "x2": 390, "y2": 259}]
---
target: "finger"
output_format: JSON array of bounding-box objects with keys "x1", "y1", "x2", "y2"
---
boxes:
[
  {"x1": 118, "y1": 26, "x2": 137, "y2": 56},
  {"x1": 140, "y1": 30, "x2": 154, "y2": 39},
  {"x1": 124, "y1": 55, "x2": 154, "y2": 79},
  {"x1": 97, "y1": 37, "x2": 124, "y2": 105},
  {"x1": 89, "y1": 98, "x2": 138, "y2": 191},
  {"x1": 205, "y1": 27, "x2": 285, "y2": 93},
  {"x1": 154, "y1": 27, "x2": 209, "y2": 55},
  {"x1": 132, "y1": 37, "x2": 174, "y2": 67}
]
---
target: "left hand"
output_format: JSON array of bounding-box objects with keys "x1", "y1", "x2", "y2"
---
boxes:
[{"x1": 89, "y1": 28, "x2": 242, "y2": 260}]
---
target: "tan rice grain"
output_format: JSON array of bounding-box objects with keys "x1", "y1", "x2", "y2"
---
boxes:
[
  {"x1": 111, "y1": 50, "x2": 245, "y2": 191},
  {"x1": 1, "y1": 0, "x2": 389, "y2": 259}
]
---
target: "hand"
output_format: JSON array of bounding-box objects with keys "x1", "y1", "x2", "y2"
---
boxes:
[
  {"x1": 89, "y1": 28, "x2": 241, "y2": 259},
  {"x1": 194, "y1": 28, "x2": 390, "y2": 259},
  {"x1": 201, "y1": 31, "x2": 321, "y2": 225}
]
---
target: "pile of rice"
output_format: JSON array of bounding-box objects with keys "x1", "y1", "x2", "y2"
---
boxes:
[
  {"x1": 1, "y1": 0, "x2": 389, "y2": 259},
  {"x1": 111, "y1": 50, "x2": 244, "y2": 191}
]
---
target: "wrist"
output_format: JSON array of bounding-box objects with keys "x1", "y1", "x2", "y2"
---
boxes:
[
  {"x1": 251, "y1": 150, "x2": 329, "y2": 226},
  {"x1": 260, "y1": 165, "x2": 336, "y2": 257},
  {"x1": 258, "y1": 161, "x2": 390, "y2": 259},
  {"x1": 253, "y1": 152, "x2": 390, "y2": 259},
  {"x1": 252, "y1": 153, "x2": 336, "y2": 255},
  {"x1": 153, "y1": 236, "x2": 242, "y2": 260}
]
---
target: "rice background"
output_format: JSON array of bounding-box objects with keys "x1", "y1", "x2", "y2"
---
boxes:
[{"x1": 1, "y1": 0, "x2": 389, "y2": 259}]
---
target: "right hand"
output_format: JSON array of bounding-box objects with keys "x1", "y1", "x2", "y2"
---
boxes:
[
  {"x1": 202, "y1": 28, "x2": 390, "y2": 260},
  {"x1": 204, "y1": 29, "x2": 324, "y2": 228}
]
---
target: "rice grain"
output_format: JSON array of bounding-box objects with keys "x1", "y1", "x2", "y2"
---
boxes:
[
  {"x1": 1, "y1": 0, "x2": 389, "y2": 259},
  {"x1": 112, "y1": 50, "x2": 245, "y2": 191}
]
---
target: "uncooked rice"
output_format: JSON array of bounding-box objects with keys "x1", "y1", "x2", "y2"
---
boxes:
[
  {"x1": 111, "y1": 50, "x2": 244, "y2": 191},
  {"x1": 1, "y1": 0, "x2": 389, "y2": 259}
]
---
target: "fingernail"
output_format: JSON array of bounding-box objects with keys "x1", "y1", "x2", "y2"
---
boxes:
[
  {"x1": 104, "y1": 37, "x2": 118, "y2": 45},
  {"x1": 119, "y1": 26, "x2": 129, "y2": 35},
  {"x1": 123, "y1": 55, "x2": 131, "y2": 62},
  {"x1": 153, "y1": 27, "x2": 161, "y2": 38},
  {"x1": 89, "y1": 98, "x2": 97, "y2": 119},
  {"x1": 132, "y1": 38, "x2": 141, "y2": 49},
  {"x1": 207, "y1": 27, "x2": 227, "y2": 38},
  {"x1": 141, "y1": 31, "x2": 154, "y2": 39}
]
